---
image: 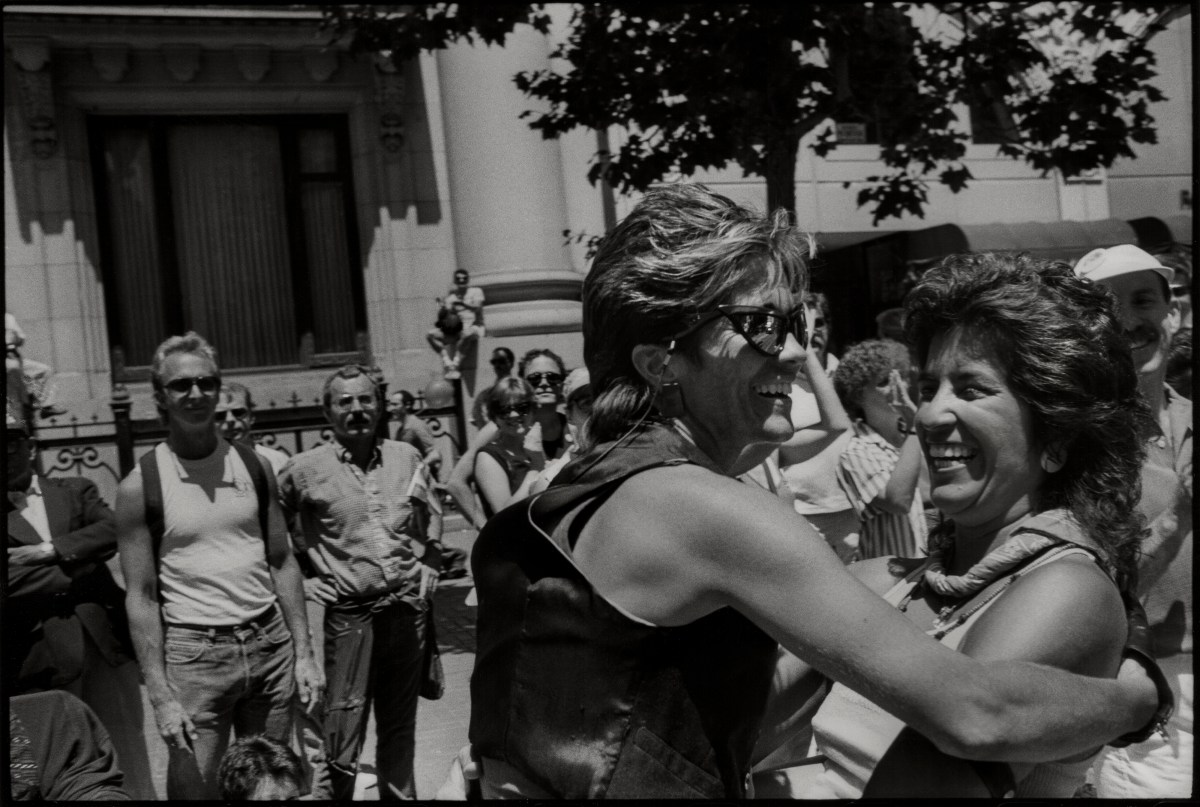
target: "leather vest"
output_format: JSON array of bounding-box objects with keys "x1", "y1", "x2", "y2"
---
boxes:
[{"x1": 469, "y1": 425, "x2": 778, "y2": 798}]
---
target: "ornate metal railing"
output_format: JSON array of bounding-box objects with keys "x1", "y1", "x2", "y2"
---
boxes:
[{"x1": 34, "y1": 386, "x2": 462, "y2": 506}]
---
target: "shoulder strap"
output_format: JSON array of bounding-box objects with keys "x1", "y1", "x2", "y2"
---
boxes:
[
  {"x1": 139, "y1": 445, "x2": 165, "y2": 562},
  {"x1": 229, "y1": 440, "x2": 272, "y2": 557}
]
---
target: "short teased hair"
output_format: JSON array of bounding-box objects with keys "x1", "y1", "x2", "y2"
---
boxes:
[
  {"x1": 217, "y1": 734, "x2": 302, "y2": 800},
  {"x1": 487, "y1": 377, "x2": 535, "y2": 419},
  {"x1": 321, "y1": 364, "x2": 379, "y2": 408},
  {"x1": 905, "y1": 252, "x2": 1150, "y2": 577},
  {"x1": 150, "y1": 332, "x2": 218, "y2": 391},
  {"x1": 583, "y1": 183, "x2": 815, "y2": 443},
  {"x1": 518, "y1": 348, "x2": 567, "y2": 380},
  {"x1": 221, "y1": 381, "x2": 255, "y2": 410},
  {"x1": 832, "y1": 339, "x2": 911, "y2": 420}
]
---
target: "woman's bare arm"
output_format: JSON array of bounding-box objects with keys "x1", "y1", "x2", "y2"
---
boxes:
[{"x1": 575, "y1": 468, "x2": 1156, "y2": 763}]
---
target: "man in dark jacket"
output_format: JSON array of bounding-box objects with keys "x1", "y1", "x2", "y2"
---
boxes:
[{"x1": 5, "y1": 401, "x2": 154, "y2": 798}]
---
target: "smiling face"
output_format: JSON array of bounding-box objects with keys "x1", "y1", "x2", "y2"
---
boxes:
[
  {"x1": 1099, "y1": 269, "x2": 1180, "y2": 383},
  {"x1": 157, "y1": 352, "x2": 221, "y2": 430},
  {"x1": 674, "y1": 284, "x2": 805, "y2": 469},
  {"x1": 324, "y1": 374, "x2": 381, "y2": 443},
  {"x1": 916, "y1": 326, "x2": 1045, "y2": 539}
]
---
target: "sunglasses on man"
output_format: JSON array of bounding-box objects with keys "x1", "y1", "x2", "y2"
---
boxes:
[
  {"x1": 670, "y1": 305, "x2": 808, "y2": 356},
  {"x1": 163, "y1": 376, "x2": 222, "y2": 396}
]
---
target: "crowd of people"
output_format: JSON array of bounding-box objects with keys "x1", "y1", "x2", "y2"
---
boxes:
[{"x1": 6, "y1": 182, "x2": 1191, "y2": 800}]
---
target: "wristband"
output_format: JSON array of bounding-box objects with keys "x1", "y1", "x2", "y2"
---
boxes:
[{"x1": 1109, "y1": 587, "x2": 1174, "y2": 747}]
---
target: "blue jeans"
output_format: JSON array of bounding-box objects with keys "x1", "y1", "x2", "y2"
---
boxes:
[
  {"x1": 164, "y1": 606, "x2": 296, "y2": 800},
  {"x1": 324, "y1": 592, "x2": 426, "y2": 800}
]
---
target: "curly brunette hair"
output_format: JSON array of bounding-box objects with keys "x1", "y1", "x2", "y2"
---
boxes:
[{"x1": 904, "y1": 252, "x2": 1150, "y2": 577}]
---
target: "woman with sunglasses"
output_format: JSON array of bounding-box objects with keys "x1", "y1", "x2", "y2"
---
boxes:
[
  {"x1": 517, "y1": 348, "x2": 570, "y2": 461},
  {"x1": 473, "y1": 378, "x2": 543, "y2": 521},
  {"x1": 466, "y1": 184, "x2": 1163, "y2": 799}
]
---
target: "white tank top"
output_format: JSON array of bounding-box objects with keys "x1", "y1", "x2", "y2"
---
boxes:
[
  {"x1": 138, "y1": 441, "x2": 276, "y2": 626},
  {"x1": 803, "y1": 545, "x2": 1103, "y2": 798}
]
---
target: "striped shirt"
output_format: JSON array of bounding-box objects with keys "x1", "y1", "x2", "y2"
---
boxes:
[
  {"x1": 279, "y1": 439, "x2": 441, "y2": 601},
  {"x1": 836, "y1": 421, "x2": 927, "y2": 560}
]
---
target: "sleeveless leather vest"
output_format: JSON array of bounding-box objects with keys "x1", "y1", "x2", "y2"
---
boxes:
[{"x1": 469, "y1": 425, "x2": 778, "y2": 799}]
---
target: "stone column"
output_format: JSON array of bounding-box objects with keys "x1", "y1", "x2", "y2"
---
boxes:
[{"x1": 435, "y1": 25, "x2": 583, "y2": 348}]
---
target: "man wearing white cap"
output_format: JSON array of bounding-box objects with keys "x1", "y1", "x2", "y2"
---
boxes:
[{"x1": 1074, "y1": 244, "x2": 1192, "y2": 798}]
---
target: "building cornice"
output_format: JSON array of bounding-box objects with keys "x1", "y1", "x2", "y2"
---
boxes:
[{"x1": 3, "y1": 5, "x2": 344, "y2": 51}]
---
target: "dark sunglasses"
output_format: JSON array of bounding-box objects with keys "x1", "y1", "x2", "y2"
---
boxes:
[
  {"x1": 671, "y1": 305, "x2": 808, "y2": 356},
  {"x1": 1171, "y1": 285, "x2": 1189, "y2": 299},
  {"x1": 526, "y1": 372, "x2": 564, "y2": 387},
  {"x1": 496, "y1": 402, "x2": 532, "y2": 418},
  {"x1": 220, "y1": 407, "x2": 249, "y2": 419},
  {"x1": 164, "y1": 376, "x2": 221, "y2": 395}
]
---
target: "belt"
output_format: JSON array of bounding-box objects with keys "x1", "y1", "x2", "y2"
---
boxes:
[{"x1": 165, "y1": 604, "x2": 277, "y2": 634}]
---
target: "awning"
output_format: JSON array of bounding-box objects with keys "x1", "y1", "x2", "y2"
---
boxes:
[
  {"x1": 907, "y1": 218, "x2": 1140, "y2": 264},
  {"x1": 815, "y1": 230, "x2": 899, "y2": 253}
]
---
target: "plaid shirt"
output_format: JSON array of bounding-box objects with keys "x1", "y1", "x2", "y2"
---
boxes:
[
  {"x1": 279, "y1": 439, "x2": 442, "y2": 601},
  {"x1": 836, "y1": 421, "x2": 927, "y2": 560}
]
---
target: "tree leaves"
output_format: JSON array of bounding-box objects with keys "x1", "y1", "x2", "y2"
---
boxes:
[{"x1": 322, "y1": 2, "x2": 1184, "y2": 221}]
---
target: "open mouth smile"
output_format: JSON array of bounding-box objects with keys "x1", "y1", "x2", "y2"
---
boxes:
[
  {"x1": 752, "y1": 382, "x2": 792, "y2": 400},
  {"x1": 927, "y1": 443, "x2": 977, "y2": 471}
]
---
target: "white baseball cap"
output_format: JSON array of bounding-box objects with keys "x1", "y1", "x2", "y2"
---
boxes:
[
  {"x1": 563, "y1": 367, "x2": 591, "y2": 402},
  {"x1": 1073, "y1": 244, "x2": 1174, "y2": 285}
]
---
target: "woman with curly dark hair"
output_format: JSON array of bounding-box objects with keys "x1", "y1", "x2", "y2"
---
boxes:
[{"x1": 795, "y1": 252, "x2": 1151, "y2": 797}]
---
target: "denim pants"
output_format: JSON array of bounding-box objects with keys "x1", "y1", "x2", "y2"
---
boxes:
[
  {"x1": 324, "y1": 591, "x2": 427, "y2": 800},
  {"x1": 164, "y1": 607, "x2": 296, "y2": 800}
]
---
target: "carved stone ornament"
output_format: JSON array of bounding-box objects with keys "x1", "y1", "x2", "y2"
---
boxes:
[
  {"x1": 90, "y1": 44, "x2": 130, "y2": 82},
  {"x1": 9, "y1": 38, "x2": 57, "y2": 159},
  {"x1": 233, "y1": 45, "x2": 270, "y2": 82},
  {"x1": 162, "y1": 44, "x2": 201, "y2": 82},
  {"x1": 303, "y1": 46, "x2": 338, "y2": 82},
  {"x1": 373, "y1": 60, "x2": 405, "y2": 153}
]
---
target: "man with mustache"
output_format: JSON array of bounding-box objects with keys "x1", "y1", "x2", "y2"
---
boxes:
[
  {"x1": 1074, "y1": 245, "x2": 1192, "y2": 798},
  {"x1": 278, "y1": 364, "x2": 443, "y2": 799}
]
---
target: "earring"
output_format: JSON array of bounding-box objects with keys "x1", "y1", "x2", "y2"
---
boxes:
[
  {"x1": 656, "y1": 381, "x2": 684, "y2": 419},
  {"x1": 1040, "y1": 450, "x2": 1064, "y2": 474}
]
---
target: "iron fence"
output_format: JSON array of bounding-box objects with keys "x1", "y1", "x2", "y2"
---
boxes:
[{"x1": 33, "y1": 385, "x2": 463, "y2": 507}]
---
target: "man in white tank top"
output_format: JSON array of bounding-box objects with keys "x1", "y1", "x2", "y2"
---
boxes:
[{"x1": 116, "y1": 333, "x2": 322, "y2": 800}]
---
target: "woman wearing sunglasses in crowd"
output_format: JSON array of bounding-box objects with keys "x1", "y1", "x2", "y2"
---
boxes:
[
  {"x1": 465, "y1": 184, "x2": 1166, "y2": 799},
  {"x1": 473, "y1": 378, "x2": 544, "y2": 521},
  {"x1": 517, "y1": 348, "x2": 570, "y2": 462}
]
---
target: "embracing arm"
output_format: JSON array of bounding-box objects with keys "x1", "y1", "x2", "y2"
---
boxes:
[
  {"x1": 114, "y1": 472, "x2": 195, "y2": 751},
  {"x1": 710, "y1": 493, "x2": 1153, "y2": 762},
  {"x1": 865, "y1": 556, "x2": 1126, "y2": 795},
  {"x1": 591, "y1": 471, "x2": 1156, "y2": 764}
]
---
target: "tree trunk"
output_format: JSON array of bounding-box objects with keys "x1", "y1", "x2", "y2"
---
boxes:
[{"x1": 764, "y1": 134, "x2": 801, "y2": 218}]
